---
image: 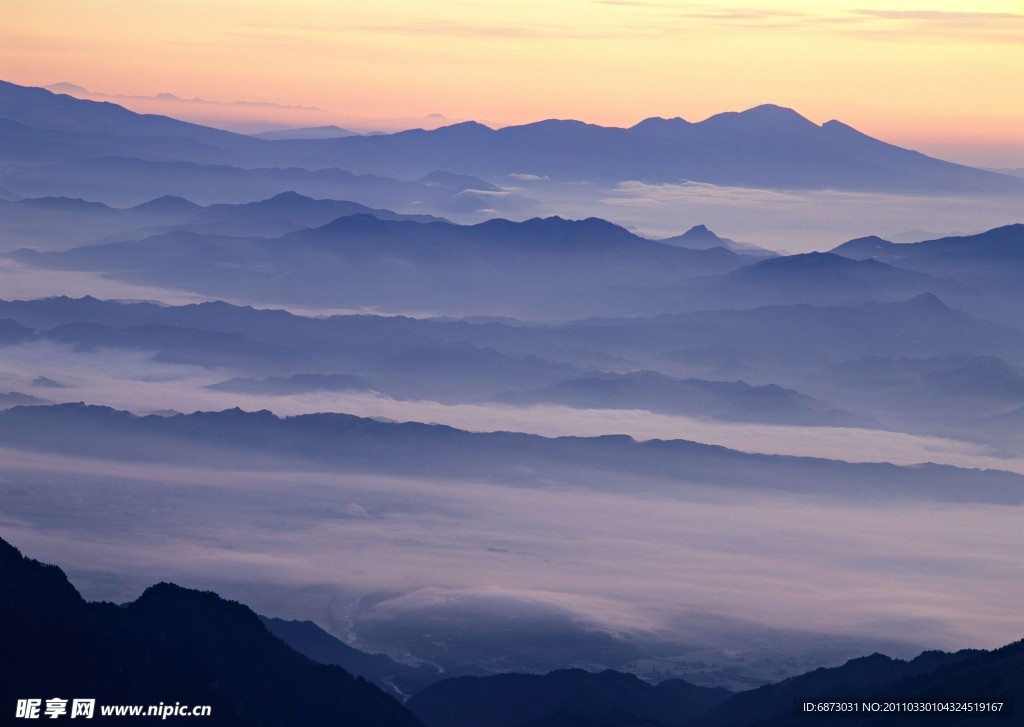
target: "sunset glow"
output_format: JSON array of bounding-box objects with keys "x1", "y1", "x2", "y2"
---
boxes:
[{"x1": 4, "y1": 0, "x2": 1023, "y2": 164}]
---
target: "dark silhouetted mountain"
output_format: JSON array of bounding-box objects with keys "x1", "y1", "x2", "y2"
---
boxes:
[
  {"x1": 696, "y1": 642, "x2": 1024, "y2": 726},
  {"x1": 658, "y1": 225, "x2": 776, "y2": 258},
  {"x1": 253, "y1": 125, "x2": 359, "y2": 140},
  {"x1": 2, "y1": 404, "x2": 1023, "y2": 505},
  {"x1": 0, "y1": 534, "x2": 423, "y2": 726},
  {"x1": 406, "y1": 668, "x2": 732, "y2": 727},
  {"x1": 261, "y1": 617, "x2": 442, "y2": 699}
]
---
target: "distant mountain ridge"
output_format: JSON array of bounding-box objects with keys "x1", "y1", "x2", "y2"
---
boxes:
[
  {"x1": 2, "y1": 403, "x2": 1023, "y2": 504},
  {"x1": 828, "y1": 224, "x2": 1024, "y2": 319},
  {"x1": 10, "y1": 212, "x2": 753, "y2": 317},
  {"x1": 0, "y1": 191, "x2": 448, "y2": 251},
  {"x1": 299, "y1": 104, "x2": 1024, "y2": 192},
  {"x1": 253, "y1": 124, "x2": 360, "y2": 140},
  {"x1": 2, "y1": 80, "x2": 1021, "y2": 194}
]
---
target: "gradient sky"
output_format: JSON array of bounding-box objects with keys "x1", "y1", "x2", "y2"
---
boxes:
[{"x1": 3, "y1": 0, "x2": 1023, "y2": 165}]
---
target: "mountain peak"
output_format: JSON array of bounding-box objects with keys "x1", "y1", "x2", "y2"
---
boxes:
[
  {"x1": 743, "y1": 103, "x2": 814, "y2": 122},
  {"x1": 902, "y1": 292, "x2": 951, "y2": 311},
  {"x1": 267, "y1": 190, "x2": 307, "y2": 200},
  {"x1": 632, "y1": 116, "x2": 691, "y2": 127},
  {"x1": 829, "y1": 234, "x2": 897, "y2": 260},
  {"x1": 700, "y1": 104, "x2": 818, "y2": 131},
  {"x1": 432, "y1": 120, "x2": 493, "y2": 134},
  {"x1": 44, "y1": 81, "x2": 89, "y2": 95},
  {"x1": 682, "y1": 223, "x2": 714, "y2": 237},
  {"x1": 418, "y1": 169, "x2": 500, "y2": 192},
  {"x1": 629, "y1": 116, "x2": 695, "y2": 140},
  {"x1": 131, "y1": 195, "x2": 201, "y2": 214}
]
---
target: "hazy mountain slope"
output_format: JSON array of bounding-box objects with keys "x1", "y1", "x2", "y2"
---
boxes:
[
  {"x1": 0, "y1": 534, "x2": 423, "y2": 726},
  {"x1": 496, "y1": 370, "x2": 864, "y2": 427},
  {"x1": 831, "y1": 224, "x2": 1024, "y2": 291},
  {"x1": 710, "y1": 252, "x2": 967, "y2": 306},
  {"x1": 261, "y1": 617, "x2": 442, "y2": 699},
  {"x1": 11, "y1": 215, "x2": 753, "y2": 317},
  {"x1": 828, "y1": 225, "x2": 1024, "y2": 326},
  {"x1": 0, "y1": 80, "x2": 251, "y2": 149},
  {"x1": 2, "y1": 293, "x2": 1022, "y2": 438},
  {"x1": 0, "y1": 154, "x2": 511, "y2": 210},
  {"x1": 1, "y1": 404, "x2": 1022, "y2": 504},
  {"x1": 0, "y1": 192, "x2": 445, "y2": 251},
  {"x1": 253, "y1": 125, "x2": 359, "y2": 139},
  {"x1": 557, "y1": 295, "x2": 1024, "y2": 370}
]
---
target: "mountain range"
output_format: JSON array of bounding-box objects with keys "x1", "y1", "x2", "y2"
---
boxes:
[
  {"x1": 3, "y1": 534, "x2": 1020, "y2": 726},
  {"x1": 2, "y1": 289, "x2": 1022, "y2": 449},
  {"x1": 1, "y1": 403, "x2": 1021, "y2": 504},
  {"x1": 3, "y1": 80, "x2": 1022, "y2": 197}
]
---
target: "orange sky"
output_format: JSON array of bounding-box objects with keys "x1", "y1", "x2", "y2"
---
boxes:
[{"x1": 3, "y1": 0, "x2": 1023, "y2": 165}]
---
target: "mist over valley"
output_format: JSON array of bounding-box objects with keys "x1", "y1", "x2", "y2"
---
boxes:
[{"x1": 2, "y1": 75, "x2": 1023, "y2": 724}]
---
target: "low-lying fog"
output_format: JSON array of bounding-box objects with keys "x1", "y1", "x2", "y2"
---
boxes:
[
  {"x1": 2, "y1": 444, "x2": 1021, "y2": 687},
  {"x1": 501, "y1": 179, "x2": 1024, "y2": 252},
  {"x1": 0, "y1": 260, "x2": 433, "y2": 319},
  {"x1": 6, "y1": 183, "x2": 1024, "y2": 261},
  {"x1": 4, "y1": 341, "x2": 1023, "y2": 474}
]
